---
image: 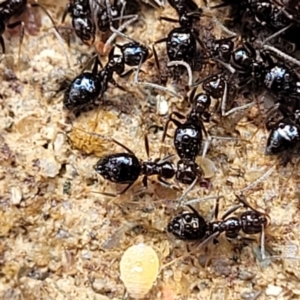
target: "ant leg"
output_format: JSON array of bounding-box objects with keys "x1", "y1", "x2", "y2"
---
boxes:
[
  {"x1": 157, "y1": 176, "x2": 180, "y2": 190},
  {"x1": 114, "y1": 181, "x2": 135, "y2": 196},
  {"x1": 159, "y1": 16, "x2": 179, "y2": 23},
  {"x1": 184, "y1": 195, "x2": 219, "y2": 206},
  {"x1": 262, "y1": 24, "x2": 293, "y2": 45},
  {"x1": 213, "y1": 58, "x2": 236, "y2": 74},
  {"x1": 238, "y1": 165, "x2": 276, "y2": 194},
  {"x1": 221, "y1": 80, "x2": 254, "y2": 117},
  {"x1": 137, "y1": 82, "x2": 181, "y2": 98},
  {"x1": 109, "y1": 77, "x2": 127, "y2": 92},
  {"x1": 153, "y1": 38, "x2": 168, "y2": 71},
  {"x1": 188, "y1": 86, "x2": 198, "y2": 104},
  {"x1": 162, "y1": 112, "x2": 185, "y2": 144},
  {"x1": 90, "y1": 181, "x2": 134, "y2": 197},
  {"x1": 220, "y1": 203, "x2": 243, "y2": 220},
  {"x1": 260, "y1": 224, "x2": 266, "y2": 260},
  {"x1": 111, "y1": 138, "x2": 135, "y2": 154},
  {"x1": 144, "y1": 134, "x2": 150, "y2": 158},
  {"x1": 212, "y1": 16, "x2": 237, "y2": 37},
  {"x1": 167, "y1": 60, "x2": 193, "y2": 86},
  {"x1": 0, "y1": 35, "x2": 5, "y2": 54},
  {"x1": 176, "y1": 177, "x2": 198, "y2": 208},
  {"x1": 31, "y1": 1, "x2": 70, "y2": 67},
  {"x1": 104, "y1": 15, "x2": 139, "y2": 52},
  {"x1": 262, "y1": 44, "x2": 300, "y2": 68}
]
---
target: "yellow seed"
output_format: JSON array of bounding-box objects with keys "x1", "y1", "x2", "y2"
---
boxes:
[{"x1": 120, "y1": 243, "x2": 159, "y2": 299}]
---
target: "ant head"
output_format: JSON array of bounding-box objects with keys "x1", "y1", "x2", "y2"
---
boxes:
[
  {"x1": 265, "y1": 120, "x2": 300, "y2": 155},
  {"x1": 232, "y1": 47, "x2": 252, "y2": 69},
  {"x1": 167, "y1": 209, "x2": 207, "y2": 240},
  {"x1": 193, "y1": 93, "x2": 211, "y2": 111}
]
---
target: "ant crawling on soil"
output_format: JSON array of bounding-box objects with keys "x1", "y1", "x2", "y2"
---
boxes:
[
  {"x1": 167, "y1": 194, "x2": 269, "y2": 257},
  {"x1": 63, "y1": 40, "x2": 151, "y2": 112},
  {"x1": 64, "y1": 36, "x2": 180, "y2": 113},
  {"x1": 62, "y1": 0, "x2": 139, "y2": 50},
  {"x1": 94, "y1": 134, "x2": 204, "y2": 197},
  {"x1": 152, "y1": 0, "x2": 205, "y2": 84},
  {"x1": 162, "y1": 86, "x2": 211, "y2": 161},
  {"x1": 62, "y1": 0, "x2": 96, "y2": 45}
]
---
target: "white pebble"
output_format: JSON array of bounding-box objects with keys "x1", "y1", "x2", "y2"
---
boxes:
[
  {"x1": 265, "y1": 284, "x2": 282, "y2": 296},
  {"x1": 156, "y1": 95, "x2": 169, "y2": 116},
  {"x1": 10, "y1": 186, "x2": 23, "y2": 205}
]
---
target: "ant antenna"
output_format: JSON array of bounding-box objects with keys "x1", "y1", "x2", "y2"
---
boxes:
[
  {"x1": 104, "y1": 14, "x2": 138, "y2": 52},
  {"x1": 167, "y1": 60, "x2": 194, "y2": 86},
  {"x1": 239, "y1": 164, "x2": 276, "y2": 194}
]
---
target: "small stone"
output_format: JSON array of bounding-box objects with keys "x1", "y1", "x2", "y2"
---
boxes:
[
  {"x1": 238, "y1": 270, "x2": 256, "y2": 280},
  {"x1": 265, "y1": 284, "x2": 283, "y2": 296},
  {"x1": 91, "y1": 279, "x2": 108, "y2": 294},
  {"x1": 241, "y1": 290, "x2": 261, "y2": 300},
  {"x1": 39, "y1": 156, "x2": 61, "y2": 178},
  {"x1": 156, "y1": 95, "x2": 169, "y2": 116},
  {"x1": 10, "y1": 186, "x2": 23, "y2": 205}
]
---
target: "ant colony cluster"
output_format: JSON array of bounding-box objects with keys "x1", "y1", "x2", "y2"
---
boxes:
[{"x1": 2, "y1": 0, "x2": 300, "y2": 298}]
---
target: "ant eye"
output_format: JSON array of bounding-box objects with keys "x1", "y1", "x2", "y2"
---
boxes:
[
  {"x1": 184, "y1": 215, "x2": 192, "y2": 222},
  {"x1": 173, "y1": 223, "x2": 180, "y2": 230}
]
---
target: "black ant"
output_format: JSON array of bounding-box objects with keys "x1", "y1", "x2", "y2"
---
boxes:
[
  {"x1": 63, "y1": 40, "x2": 151, "y2": 111},
  {"x1": 94, "y1": 135, "x2": 203, "y2": 196},
  {"x1": 64, "y1": 38, "x2": 180, "y2": 112},
  {"x1": 153, "y1": 0, "x2": 205, "y2": 83},
  {"x1": 162, "y1": 86, "x2": 211, "y2": 161},
  {"x1": 167, "y1": 194, "x2": 269, "y2": 255},
  {"x1": 62, "y1": 0, "x2": 96, "y2": 45}
]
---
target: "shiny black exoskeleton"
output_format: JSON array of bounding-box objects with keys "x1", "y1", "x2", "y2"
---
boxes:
[
  {"x1": 116, "y1": 42, "x2": 150, "y2": 67},
  {"x1": 230, "y1": 42, "x2": 268, "y2": 91},
  {"x1": 63, "y1": 55, "x2": 102, "y2": 110},
  {"x1": 62, "y1": 0, "x2": 95, "y2": 45},
  {"x1": 153, "y1": 0, "x2": 203, "y2": 72},
  {"x1": 94, "y1": 136, "x2": 203, "y2": 195},
  {"x1": 0, "y1": 0, "x2": 27, "y2": 53},
  {"x1": 206, "y1": 36, "x2": 235, "y2": 63},
  {"x1": 167, "y1": 195, "x2": 268, "y2": 242},
  {"x1": 264, "y1": 65, "x2": 300, "y2": 98},
  {"x1": 63, "y1": 42, "x2": 151, "y2": 111},
  {"x1": 265, "y1": 110, "x2": 300, "y2": 155},
  {"x1": 95, "y1": 1, "x2": 121, "y2": 32},
  {"x1": 162, "y1": 87, "x2": 211, "y2": 161}
]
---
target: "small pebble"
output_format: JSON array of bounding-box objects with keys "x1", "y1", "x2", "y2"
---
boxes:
[
  {"x1": 238, "y1": 270, "x2": 256, "y2": 281},
  {"x1": 265, "y1": 284, "x2": 283, "y2": 296},
  {"x1": 156, "y1": 95, "x2": 169, "y2": 116},
  {"x1": 10, "y1": 186, "x2": 22, "y2": 205},
  {"x1": 241, "y1": 290, "x2": 261, "y2": 300}
]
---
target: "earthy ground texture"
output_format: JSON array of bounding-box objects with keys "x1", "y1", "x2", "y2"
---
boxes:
[{"x1": 1, "y1": 0, "x2": 300, "y2": 299}]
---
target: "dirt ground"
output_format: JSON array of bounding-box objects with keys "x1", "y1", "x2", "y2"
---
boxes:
[{"x1": 1, "y1": 1, "x2": 300, "y2": 299}]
